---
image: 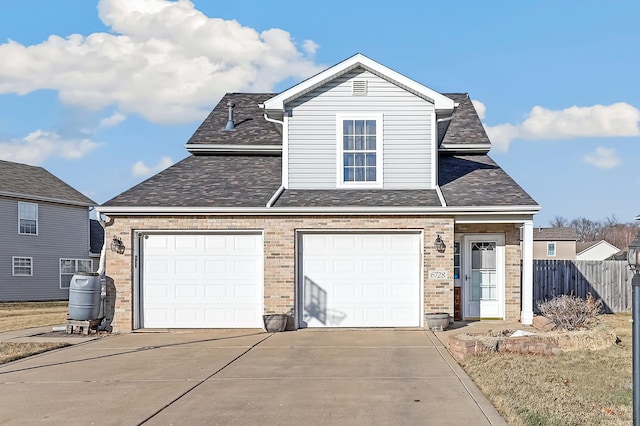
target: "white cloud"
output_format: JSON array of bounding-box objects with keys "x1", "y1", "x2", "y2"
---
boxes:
[
  {"x1": 471, "y1": 99, "x2": 486, "y2": 119},
  {"x1": 0, "y1": 0, "x2": 323, "y2": 124},
  {"x1": 583, "y1": 147, "x2": 621, "y2": 169},
  {"x1": 131, "y1": 156, "x2": 173, "y2": 177},
  {"x1": 99, "y1": 112, "x2": 126, "y2": 128},
  {"x1": 303, "y1": 40, "x2": 320, "y2": 55},
  {"x1": 485, "y1": 102, "x2": 640, "y2": 152},
  {"x1": 0, "y1": 130, "x2": 98, "y2": 165}
]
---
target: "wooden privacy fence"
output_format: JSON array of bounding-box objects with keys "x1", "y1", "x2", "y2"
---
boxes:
[{"x1": 532, "y1": 260, "x2": 634, "y2": 313}]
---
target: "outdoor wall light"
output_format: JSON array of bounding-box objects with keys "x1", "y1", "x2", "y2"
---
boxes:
[
  {"x1": 110, "y1": 236, "x2": 125, "y2": 254},
  {"x1": 628, "y1": 231, "x2": 640, "y2": 273},
  {"x1": 434, "y1": 234, "x2": 446, "y2": 253}
]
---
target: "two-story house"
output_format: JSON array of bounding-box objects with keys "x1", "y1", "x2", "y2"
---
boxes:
[
  {"x1": 98, "y1": 54, "x2": 540, "y2": 332},
  {"x1": 0, "y1": 159, "x2": 96, "y2": 301}
]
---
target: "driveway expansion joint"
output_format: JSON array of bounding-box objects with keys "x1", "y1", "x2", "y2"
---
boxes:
[{"x1": 137, "y1": 332, "x2": 273, "y2": 425}]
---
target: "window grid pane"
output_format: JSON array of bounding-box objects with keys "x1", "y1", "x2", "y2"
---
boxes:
[
  {"x1": 13, "y1": 257, "x2": 32, "y2": 276},
  {"x1": 60, "y1": 259, "x2": 93, "y2": 288},
  {"x1": 18, "y1": 203, "x2": 38, "y2": 235},
  {"x1": 342, "y1": 118, "x2": 377, "y2": 183}
]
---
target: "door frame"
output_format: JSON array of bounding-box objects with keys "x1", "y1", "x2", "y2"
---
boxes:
[{"x1": 462, "y1": 233, "x2": 505, "y2": 320}]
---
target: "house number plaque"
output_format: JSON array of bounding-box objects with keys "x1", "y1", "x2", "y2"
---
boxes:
[{"x1": 428, "y1": 270, "x2": 448, "y2": 279}]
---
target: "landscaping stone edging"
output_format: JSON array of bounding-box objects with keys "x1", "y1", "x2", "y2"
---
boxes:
[{"x1": 449, "y1": 334, "x2": 561, "y2": 360}]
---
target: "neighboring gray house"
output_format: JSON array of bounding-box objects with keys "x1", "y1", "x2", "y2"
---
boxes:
[
  {"x1": 99, "y1": 54, "x2": 540, "y2": 333},
  {"x1": 0, "y1": 159, "x2": 96, "y2": 301}
]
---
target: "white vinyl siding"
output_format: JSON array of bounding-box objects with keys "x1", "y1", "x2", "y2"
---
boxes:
[
  {"x1": 12, "y1": 257, "x2": 33, "y2": 276},
  {"x1": 18, "y1": 202, "x2": 38, "y2": 235},
  {"x1": 287, "y1": 68, "x2": 434, "y2": 189},
  {"x1": 60, "y1": 258, "x2": 93, "y2": 289}
]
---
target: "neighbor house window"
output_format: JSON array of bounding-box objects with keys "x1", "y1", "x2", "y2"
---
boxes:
[
  {"x1": 12, "y1": 257, "x2": 33, "y2": 276},
  {"x1": 18, "y1": 202, "x2": 38, "y2": 235},
  {"x1": 547, "y1": 242, "x2": 556, "y2": 257},
  {"x1": 337, "y1": 114, "x2": 383, "y2": 187},
  {"x1": 60, "y1": 259, "x2": 93, "y2": 289}
]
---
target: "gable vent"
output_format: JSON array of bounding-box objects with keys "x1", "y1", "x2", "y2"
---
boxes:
[{"x1": 352, "y1": 80, "x2": 367, "y2": 96}]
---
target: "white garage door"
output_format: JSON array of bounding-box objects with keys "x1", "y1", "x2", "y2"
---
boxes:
[
  {"x1": 141, "y1": 233, "x2": 263, "y2": 328},
  {"x1": 300, "y1": 233, "x2": 421, "y2": 328}
]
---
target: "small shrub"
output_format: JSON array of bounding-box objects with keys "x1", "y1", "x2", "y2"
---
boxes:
[{"x1": 537, "y1": 294, "x2": 603, "y2": 331}]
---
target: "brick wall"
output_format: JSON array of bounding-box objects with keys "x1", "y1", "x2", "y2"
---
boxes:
[
  {"x1": 454, "y1": 223, "x2": 522, "y2": 321},
  {"x1": 104, "y1": 215, "x2": 459, "y2": 332}
]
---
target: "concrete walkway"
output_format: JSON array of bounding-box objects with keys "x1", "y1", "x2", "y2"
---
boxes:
[{"x1": 0, "y1": 327, "x2": 507, "y2": 425}]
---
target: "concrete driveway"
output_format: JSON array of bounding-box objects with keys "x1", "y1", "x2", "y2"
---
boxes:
[{"x1": 0, "y1": 329, "x2": 505, "y2": 425}]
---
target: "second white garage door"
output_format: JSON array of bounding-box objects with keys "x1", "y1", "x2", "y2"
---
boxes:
[
  {"x1": 141, "y1": 233, "x2": 263, "y2": 328},
  {"x1": 300, "y1": 233, "x2": 422, "y2": 328}
]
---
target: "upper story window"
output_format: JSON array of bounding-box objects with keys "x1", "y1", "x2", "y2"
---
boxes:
[
  {"x1": 18, "y1": 202, "x2": 38, "y2": 235},
  {"x1": 337, "y1": 114, "x2": 383, "y2": 188},
  {"x1": 547, "y1": 242, "x2": 556, "y2": 257}
]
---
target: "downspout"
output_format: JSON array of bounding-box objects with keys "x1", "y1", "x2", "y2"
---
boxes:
[
  {"x1": 266, "y1": 185, "x2": 285, "y2": 208},
  {"x1": 96, "y1": 214, "x2": 114, "y2": 275},
  {"x1": 435, "y1": 186, "x2": 447, "y2": 207},
  {"x1": 96, "y1": 214, "x2": 114, "y2": 331},
  {"x1": 264, "y1": 112, "x2": 285, "y2": 208}
]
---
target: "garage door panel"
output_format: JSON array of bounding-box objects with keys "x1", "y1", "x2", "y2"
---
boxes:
[
  {"x1": 362, "y1": 283, "x2": 385, "y2": 298},
  {"x1": 175, "y1": 259, "x2": 199, "y2": 275},
  {"x1": 301, "y1": 233, "x2": 421, "y2": 328},
  {"x1": 361, "y1": 235, "x2": 385, "y2": 250},
  {"x1": 175, "y1": 284, "x2": 198, "y2": 299},
  {"x1": 142, "y1": 233, "x2": 263, "y2": 328},
  {"x1": 362, "y1": 259, "x2": 385, "y2": 274}
]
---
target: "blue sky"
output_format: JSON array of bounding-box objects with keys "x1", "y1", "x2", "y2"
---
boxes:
[{"x1": 0, "y1": 0, "x2": 638, "y2": 225}]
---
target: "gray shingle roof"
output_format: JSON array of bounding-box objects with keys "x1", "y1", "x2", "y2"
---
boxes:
[
  {"x1": 0, "y1": 159, "x2": 95, "y2": 205},
  {"x1": 103, "y1": 87, "x2": 537, "y2": 210},
  {"x1": 273, "y1": 189, "x2": 441, "y2": 207},
  {"x1": 187, "y1": 93, "x2": 281, "y2": 146},
  {"x1": 439, "y1": 93, "x2": 491, "y2": 148},
  {"x1": 102, "y1": 155, "x2": 281, "y2": 207},
  {"x1": 576, "y1": 241, "x2": 599, "y2": 253},
  {"x1": 532, "y1": 227, "x2": 578, "y2": 241},
  {"x1": 439, "y1": 155, "x2": 537, "y2": 206}
]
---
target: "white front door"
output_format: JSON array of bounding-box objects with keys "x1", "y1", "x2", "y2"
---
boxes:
[
  {"x1": 463, "y1": 234, "x2": 505, "y2": 320},
  {"x1": 141, "y1": 233, "x2": 264, "y2": 328},
  {"x1": 299, "y1": 232, "x2": 422, "y2": 328}
]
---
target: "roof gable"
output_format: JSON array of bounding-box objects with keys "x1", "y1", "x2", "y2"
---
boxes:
[
  {"x1": 576, "y1": 240, "x2": 620, "y2": 255},
  {"x1": 262, "y1": 53, "x2": 455, "y2": 112},
  {"x1": 0, "y1": 159, "x2": 95, "y2": 206}
]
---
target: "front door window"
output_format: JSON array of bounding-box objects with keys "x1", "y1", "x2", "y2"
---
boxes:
[{"x1": 471, "y1": 241, "x2": 497, "y2": 301}]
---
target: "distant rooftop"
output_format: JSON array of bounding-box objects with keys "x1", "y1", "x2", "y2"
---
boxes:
[{"x1": 532, "y1": 227, "x2": 578, "y2": 241}]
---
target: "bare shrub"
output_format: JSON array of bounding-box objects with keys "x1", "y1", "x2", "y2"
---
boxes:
[{"x1": 537, "y1": 294, "x2": 603, "y2": 331}]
